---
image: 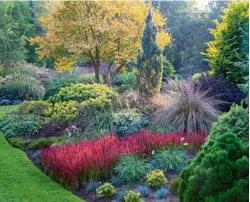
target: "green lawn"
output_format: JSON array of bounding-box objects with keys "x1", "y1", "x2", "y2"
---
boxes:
[{"x1": 0, "y1": 106, "x2": 84, "y2": 202}]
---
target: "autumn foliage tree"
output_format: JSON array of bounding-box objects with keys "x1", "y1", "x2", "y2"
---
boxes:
[{"x1": 31, "y1": 1, "x2": 170, "y2": 82}]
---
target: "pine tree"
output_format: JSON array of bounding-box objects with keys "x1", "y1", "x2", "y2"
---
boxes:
[{"x1": 137, "y1": 5, "x2": 163, "y2": 95}]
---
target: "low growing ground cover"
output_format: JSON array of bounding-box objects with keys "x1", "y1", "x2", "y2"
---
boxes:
[{"x1": 0, "y1": 106, "x2": 84, "y2": 202}]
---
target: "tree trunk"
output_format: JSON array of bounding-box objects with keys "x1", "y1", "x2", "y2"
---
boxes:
[{"x1": 95, "y1": 46, "x2": 100, "y2": 83}]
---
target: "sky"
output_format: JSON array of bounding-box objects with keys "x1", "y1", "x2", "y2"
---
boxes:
[{"x1": 196, "y1": 0, "x2": 211, "y2": 8}]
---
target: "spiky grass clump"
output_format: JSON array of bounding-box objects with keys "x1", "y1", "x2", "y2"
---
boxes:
[
  {"x1": 154, "y1": 84, "x2": 221, "y2": 134},
  {"x1": 138, "y1": 185, "x2": 150, "y2": 197}
]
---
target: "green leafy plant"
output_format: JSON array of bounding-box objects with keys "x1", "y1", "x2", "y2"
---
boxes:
[
  {"x1": 0, "y1": 113, "x2": 42, "y2": 139},
  {"x1": 152, "y1": 149, "x2": 186, "y2": 172},
  {"x1": 178, "y1": 132, "x2": 249, "y2": 202},
  {"x1": 44, "y1": 74, "x2": 76, "y2": 100},
  {"x1": 113, "y1": 156, "x2": 152, "y2": 184},
  {"x1": 162, "y1": 57, "x2": 175, "y2": 79},
  {"x1": 210, "y1": 104, "x2": 249, "y2": 143},
  {"x1": 124, "y1": 190, "x2": 144, "y2": 202},
  {"x1": 96, "y1": 182, "x2": 116, "y2": 198},
  {"x1": 145, "y1": 169, "x2": 168, "y2": 189},
  {"x1": 112, "y1": 109, "x2": 148, "y2": 138},
  {"x1": 19, "y1": 100, "x2": 50, "y2": 116},
  {"x1": 45, "y1": 101, "x2": 79, "y2": 124}
]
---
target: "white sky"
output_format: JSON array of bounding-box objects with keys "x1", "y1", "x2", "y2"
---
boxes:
[{"x1": 196, "y1": 0, "x2": 211, "y2": 8}]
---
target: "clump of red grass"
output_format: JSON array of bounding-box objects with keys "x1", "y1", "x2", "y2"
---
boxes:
[{"x1": 41, "y1": 130, "x2": 206, "y2": 189}]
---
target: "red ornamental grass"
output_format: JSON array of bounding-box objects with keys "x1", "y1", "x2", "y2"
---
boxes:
[{"x1": 41, "y1": 130, "x2": 207, "y2": 189}]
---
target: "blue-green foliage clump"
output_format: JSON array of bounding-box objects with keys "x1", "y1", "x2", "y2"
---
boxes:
[
  {"x1": 156, "y1": 187, "x2": 169, "y2": 199},
  {"x1": 136, "y1": 7, "x2": 163, "y2": 95},
  {"x1": 178, "y1": 132, "x2": 249, "y2": 202},
  {"x1": 138, "y1": 186, "x2": 150, "y2": 197}
]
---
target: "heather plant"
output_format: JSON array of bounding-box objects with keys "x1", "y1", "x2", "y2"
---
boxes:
[
  {"x1": 178, "y1": 132, "x2": 249, "y2": 202},
  {"x1": 112, "y1": 109, "x2": 148, "y2": 138},
  {"x1": 113, "y1": 156, "x2": 152, "y2": 184},
  {"x1": 151, "y1": 149, "x2": 186, "y2": 172},
  {"x1": 45, "y1": 101, "x2": 79, "y2": 124},
  {"x1": 124, "y1": 190, "x2": 144, "y2": 202},
  {"x1": 19, "y1": 100, "x2": 50, "y2": 116},
  {"x1": 145, "y1": 169, "x2": 167, "y2": 189},
  {"x1": 154, "y1": 85, "x2": 221, "y2": 134},
  {"x1": 0, "y1": 74, "x2": 45, "y2": 100},
  {"x1": 155, "y1": 187, "x2": 169, "y2": 199},
  {"x1": 210, "y1": 104, "x2": 249, "y2": 143},
  {"x1": 96, "y1": 182, "x2": 116, "y2": 198},
  {"x1": 0, "y1": 113, "x2": 42, "y2": 139}
]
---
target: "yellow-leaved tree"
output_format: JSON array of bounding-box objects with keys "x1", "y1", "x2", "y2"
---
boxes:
[{"x1": 31, "y1": 1, "x2": 171, "y2": 82}]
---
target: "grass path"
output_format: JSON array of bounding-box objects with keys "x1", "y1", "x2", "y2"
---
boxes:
[{"x1": 0, "y1": 106, "x2": 84, "y2": 202}]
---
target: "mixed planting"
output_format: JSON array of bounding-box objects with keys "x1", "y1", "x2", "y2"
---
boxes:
[{"x1": 0, "y1": 1, "x2": 248, "y2": 202}]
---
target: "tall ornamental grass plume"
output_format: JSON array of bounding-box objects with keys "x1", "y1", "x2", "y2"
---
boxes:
[
  {"x1": 41, "y1": 130, "x2": 206, "y2": 189},
  {"x1": 154, "y1": 82, "x2": 221, "y2": 134}
]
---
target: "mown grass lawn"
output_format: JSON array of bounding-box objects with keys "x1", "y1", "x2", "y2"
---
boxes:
[{"x1": 0, "y1": 105, "x2": 84, "y2": 202}]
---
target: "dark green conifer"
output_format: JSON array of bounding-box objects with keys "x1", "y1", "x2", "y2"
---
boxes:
[{"x1": 137, "y1": 5, "x2": 163, "y2": 95}]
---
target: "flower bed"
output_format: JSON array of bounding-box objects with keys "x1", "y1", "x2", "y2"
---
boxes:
[{"x1": 41, "y1": 130, "x2": 206, "y2": 189}]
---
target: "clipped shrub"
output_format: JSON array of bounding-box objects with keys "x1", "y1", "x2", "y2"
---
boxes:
[
  {"x1": 112, "y1": 109, "x2": 148, "y2": 138},
  {"x1": 45, "y1": 101, "x2": 78, "y2": 124},
  {"x1": 96, "y1": 182, "x2": 116, "y2": 198},
  {"x1": 49, "y1": 83, "x2": 118, "y2": 103},
  {"x1": 0, "y1": 113, "x2": 42, "y2": 139},
  {"x1": 170, "y1": 177, "x2": 180, "y2": 194},
  {"x1": 154, "y1": 86, "x2": 221, "y2": 134},
  {"x1": 77, "y1": 73, "x2": 103, "y2": 84},
  {"x1": 0, "y1": 74, "x2": 45, "y2": 100},
  {"x1": 195, "y1": 75, "x2": 246, "y2": 112},
  {"x1": 178, "y1": 132, "x2": 249, "y2": 202},
  {"x1": 124, "y1": 190, "x2": 144, "y2": 202},
  {"x1": 151, "y1": 149, "x2": 186, "y2": 172},
  {"x1": 44, "y1": 74, "x2": 76, "y2": 100},
  {"x1": 210, "y1": 104, "x2": 249, "y2": 143},
  {"x1": 138, "y1": 186, "x2": 150, "y2": 197},
  {"x1": 155, "y1": 187, "x2": 169, "y2": 199},
  {"x1": 145, "y1": 169, "x2": 167, "y2": 189},
  {"x1": 19, "y1": 100, "x2": 50, "y2": 116},
  {"x1": 113, "y1": 156, "x2": 152, "y2": 185}
]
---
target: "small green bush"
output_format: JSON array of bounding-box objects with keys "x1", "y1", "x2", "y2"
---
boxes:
[
  {"x1": 124, "y1": 190, "x2": 144, "y2": 202},
  {"x1": 210, "y1": 104, "x2": 249, "y2": 143},
  {"x1": 45, "y1": 101, "x2": 78, "y2": 124},
  {"x1": 162, "y1": 58, "x2": 175, "y2": 79},
  {"x1": 0, "y1": 67, "x2": 37, "y2": 78},
  {"x1": 96, "y1": 183, "x2": 116, "y2": 198},
  {"x1": 43, "y1": 75, "x2": 76, "y2": 100},
  {"x1": 0, "y1": 113, "x2": 42, "y2": 139},
  {"x1": 152, "y1": 149, "x2": 186, "y2": 172},
  {"x1": 0, "y1": 74, "x2": 45, "y2": 100},
  {"x1": 77, "y1": 73, "x2": 103, "y2": 84},
  {"x1": 113, "y1": 156, "x2": 152, "y2": 184},
  {"x1": 170, "y1": 177, "x2": 180, "y2": 194},
  {"x1": 19, "y1": 100, "x2": 50, "y2": 116},
  {"x1": 112, "y1": 109, "x2": 148, "y2": 138},
  {"x1": 145, "y1": 169, "x2": 168, "y2": 189},
  {"x1": 115, "y1": 72, "x2": 138, "y2": 89},
  {"x1": 178, "y1": 132, "x2": 249, "y2": 202}
]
